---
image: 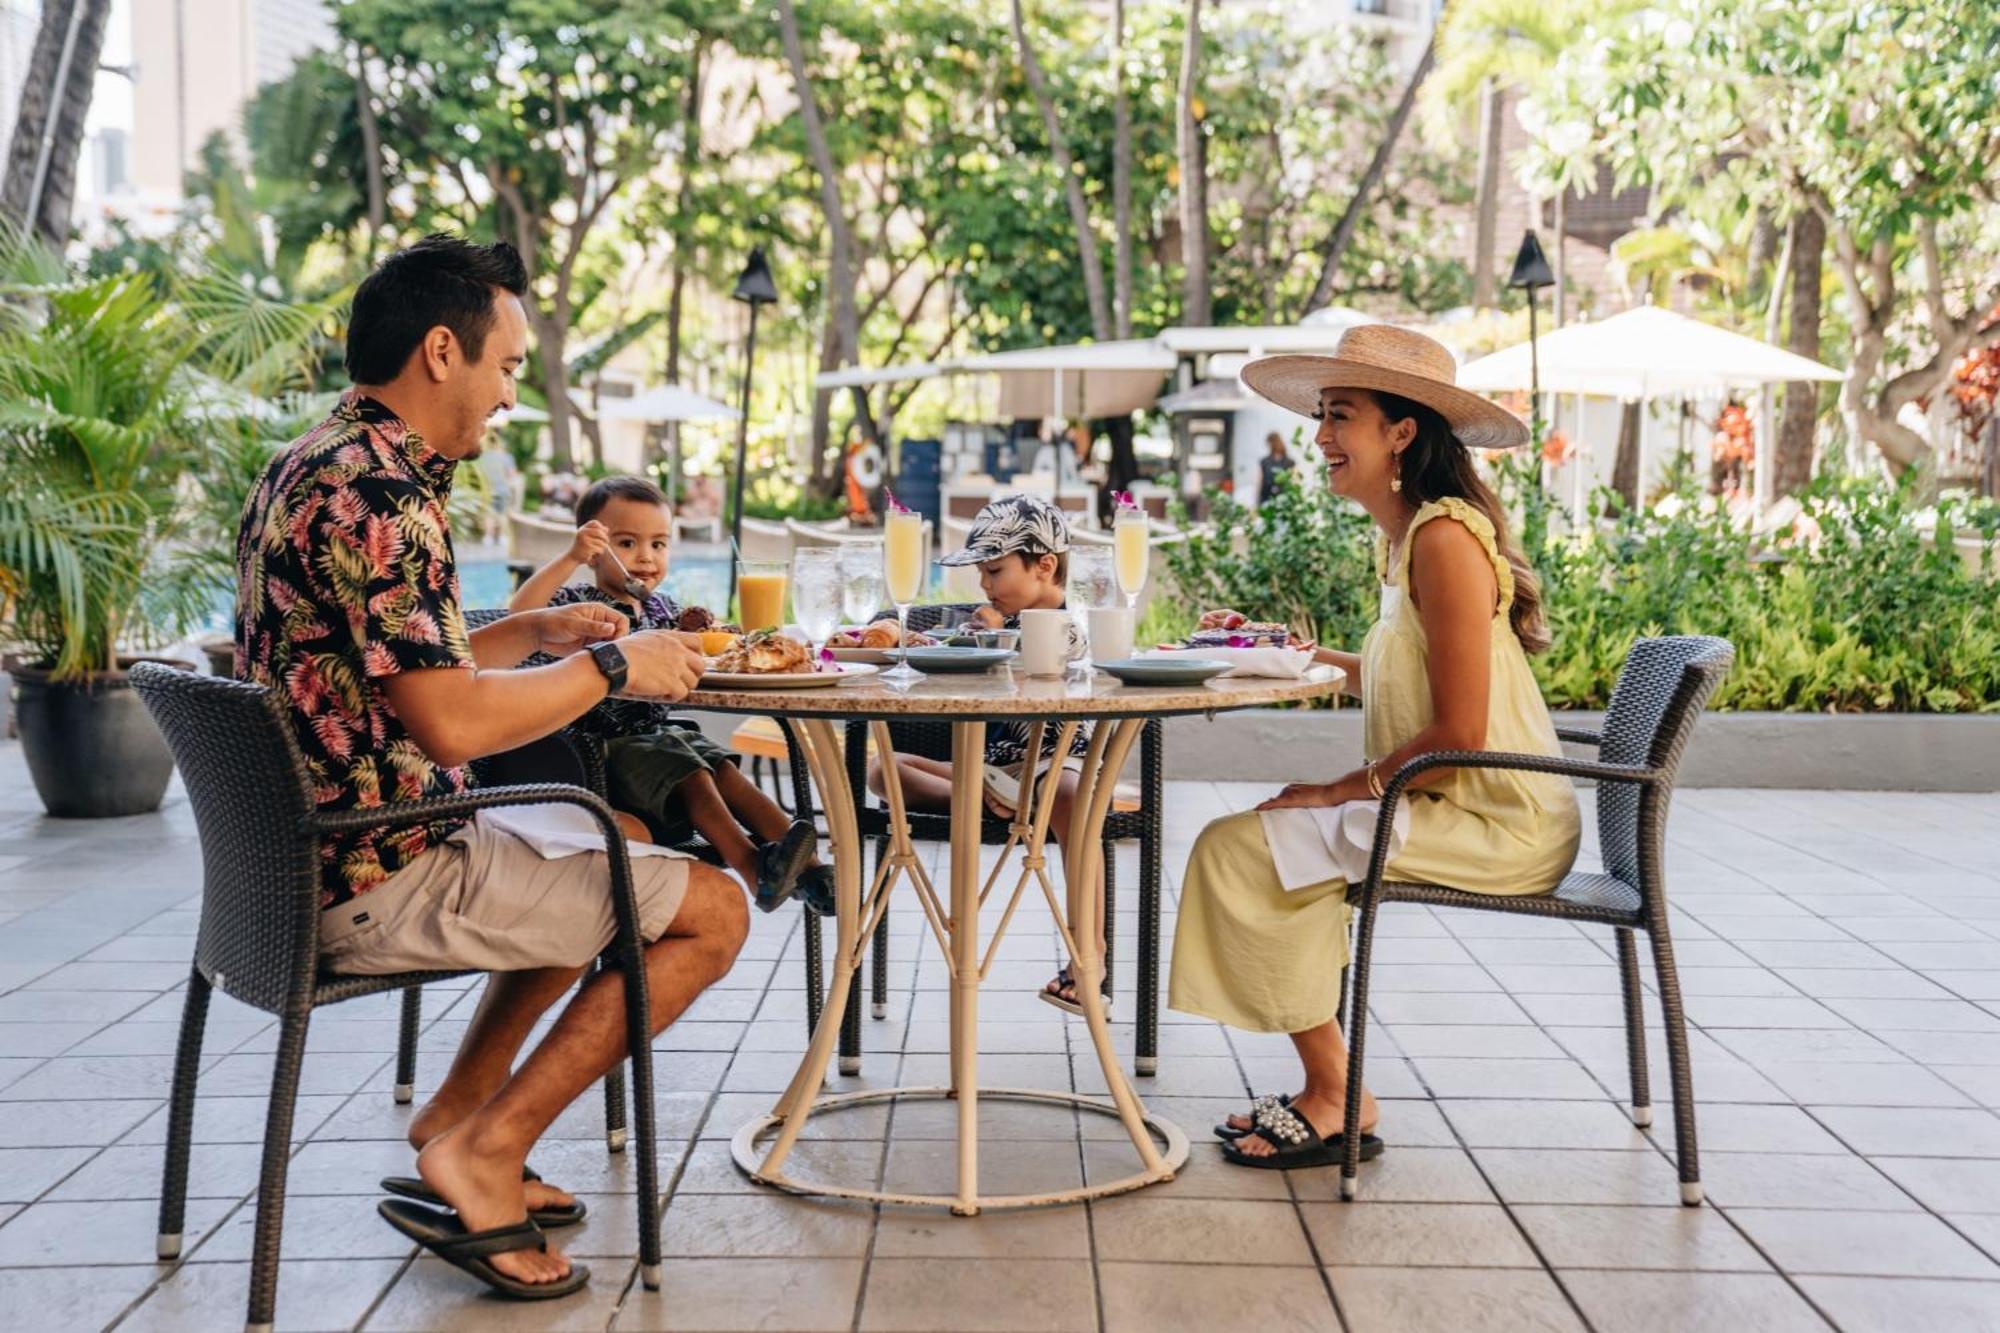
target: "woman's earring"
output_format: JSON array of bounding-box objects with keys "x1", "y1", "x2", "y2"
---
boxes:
[{"x1": 1390, "y1": 460, "x2": 1403, "y2": 493}]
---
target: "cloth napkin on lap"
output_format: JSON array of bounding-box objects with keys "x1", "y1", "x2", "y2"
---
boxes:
[
  {"x1": 474, "y1": 805, "x2": 695, "y2": 860},
  {"x1": 1260, "y1": 800, "x2": 1410, "y2": 894},
  {"x1": 1135, "y1": 645, "x2": 1315, "y2": 679}
]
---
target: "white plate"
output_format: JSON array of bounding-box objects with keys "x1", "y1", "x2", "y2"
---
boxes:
[
  {"x1": 825, "y1": 645, "x2": 897, "y2": 665},
  {"x1": 699, "y1": 662, "x2": 879, "y2": 690}
]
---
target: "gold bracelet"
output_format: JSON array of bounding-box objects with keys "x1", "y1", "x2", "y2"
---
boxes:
[{"x1": 1366, "y1": 762, "x2": 1385, "y2": 799}]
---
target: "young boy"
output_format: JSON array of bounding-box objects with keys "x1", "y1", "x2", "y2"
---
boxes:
[
  {"x1": 865, "y1": 494, "x2": 1104, "y2": 1012},
  {"x1": 510, "y1": 475, "x2": 832, "y2": 914}
]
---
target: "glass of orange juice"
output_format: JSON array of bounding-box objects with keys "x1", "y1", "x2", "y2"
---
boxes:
[{"x1": 736, "y1": 561, "x2": 788, "y2": 633}]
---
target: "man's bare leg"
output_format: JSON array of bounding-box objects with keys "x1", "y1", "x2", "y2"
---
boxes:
[{"x1": 415, "y1": 864, "x2": 748, "y2": 1285}]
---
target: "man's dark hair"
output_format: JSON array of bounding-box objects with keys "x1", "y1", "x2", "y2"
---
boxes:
[
  {"x1": 576, "y1": 475, "x2": 671, "y2": 526},
  {"x1": 344, "y1": 233, "x2": 529, "y2": 385}
]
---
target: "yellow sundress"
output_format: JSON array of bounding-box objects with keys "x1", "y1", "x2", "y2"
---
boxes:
[{"x1": 1168, "y1": 497, "x2": 1582, "y2": 1033}]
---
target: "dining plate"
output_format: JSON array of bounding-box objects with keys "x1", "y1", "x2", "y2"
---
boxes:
[
  {"x1": 826, "y1": 646, "x2": 898, "y2": 665},
  {"x1": 1094, "y1": 657, "x2": 1234, "y2": 687},
  {"x1": 700, "y1": 662, "x2": 879, "y2": 690},
  {"x1": 895, "y1": 647, "x2": 1019, "y2": 673}
]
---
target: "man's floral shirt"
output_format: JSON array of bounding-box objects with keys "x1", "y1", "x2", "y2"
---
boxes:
[{"x1": 235, "y1": 392, "x2": 476, "y2": 910}]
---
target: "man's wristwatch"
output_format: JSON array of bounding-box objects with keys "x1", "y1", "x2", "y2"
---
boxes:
[{"x1": 586, "y1": 640, "x2": 628, "y2": 694}]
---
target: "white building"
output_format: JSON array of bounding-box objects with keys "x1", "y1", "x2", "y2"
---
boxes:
[
  {"x1": 129, "y1": 0, "x2": 335, "y2": 197},
  {"x1": 0, "y1": 0, "x2": 43, "y2": 149}
]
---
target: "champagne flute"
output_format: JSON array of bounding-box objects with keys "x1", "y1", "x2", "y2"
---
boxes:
[
  {"x1": 1114, "y1": 506, "x2": 1149, "y2": 611},
  {"x1": 791, "y1": 548, "x2": 842, "y2": 669},
  {"x1": 881, "y1": 509, "x2": 927, "y2": 682}
]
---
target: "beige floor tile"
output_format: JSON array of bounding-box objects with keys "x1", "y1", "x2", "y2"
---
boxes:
[
  {"x1": 1099, "y1": 1261, "x2": 1336, "y2": 1333},
  {"x1": 1733, "y1": 1207, "x2": 2000, "y2": 1278},
  {"x1": 1515, "y1": 1204, "x2": 1767, "y2": 1271},
  {"x1": 1703, "y1": 1151, "x2": 1919, "y2": 1211},
  {"x1": 1291, "y1": 1145, "x2": 1496, "y2": 1204},
  {"x1": 1091, "y1": 1196, "x2": 1313, "y2": 1266},
  {"x1": 882, "y1": 1137, "x2": 1084, "y2": 1199},
  {"x1": 1441, "y1": 1099, "x2": 1651, "y2": 1150},
  {"x1": 660, "y1": 1192, "x2": 874, "y2": 1258},
  {"x1": 0, "y1": 1264, "x2": 163, "y2": 1332},
  {"x1": 360, "y1": 1254, "x2": 629, "y2": 1332},
  {"x1": 1559, "y1": 1270, "x2": 1827, "y2": 1332},
  {"x1": 1668, "y1": 1102, "x2": 1849, "y2": 1154},
  {"x1": 195, "y1": 1194, "x2": 416, "y2": 1263},
  {"x1": 677, "y1": 1135, "x2": 884, "y2": 1195},
  {"x1": 1301, "y1": 1201, "x2": 1538, "y2": 1268},
  {"x1": 858, "y1": 1257, "x2": 1096, "y2": 1332},
  {"x1": 613, "y1": 1257, "x2": 864, "y2": 1332},
  {"x1": 118, "y1": 1257, "x2": 402, "y2": 1333},
  {"x1": 0, "y1": 1196, "x2": 232, "y2": 1267},
  {"x1": 872, "y1": 1205, "x2": 1091, "y2": 1260},
  {"x1": 1473, "y1": 1147, "x2": 1685, "y2": 1206},
  {"x1": 1326, "y1": 1266, "x2": 1584, "y2": 1332},
  {"x1": 1799, "y1": 1275, "x2": 2000, "y2": 1332},
  {"x1": 1084, "y1": 1139, "x2": 1292, "y2": 1201}
]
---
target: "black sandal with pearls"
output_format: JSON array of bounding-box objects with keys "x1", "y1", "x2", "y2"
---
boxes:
[{"x1": 1218, "y1": 1101, "x2": 1385, "y2": 1171}]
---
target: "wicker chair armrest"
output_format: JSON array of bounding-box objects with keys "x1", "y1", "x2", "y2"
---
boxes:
[
  {"x1": 1354, "y1": 749, "x2": 1659, "y2": 903},
  {"x1": 1553, "y1": 725, "x2": 1602, "y2": 746},
  {"x1": 306, "y1": 782, "x2": 621, "y2": 838}
]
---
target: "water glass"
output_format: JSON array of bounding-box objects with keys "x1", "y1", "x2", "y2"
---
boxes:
[
  {"x1": 790, "y1": 548, "x2": 843, "y2": 663},
  {"x1": 839, "y1": 541, "x2": 885, "y2": 627},
  {"x1": 1066, "y1": 546, "x2": 1118, "y2": 664}
]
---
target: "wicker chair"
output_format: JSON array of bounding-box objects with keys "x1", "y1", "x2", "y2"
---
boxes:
[
  {"x1": 1335, "y1": 635, "x2": 1734, "y2": 1204},
  {"x1": 810, "y1": 602, "x2": 1168, "y2": 1076},
  {"x1": 130, "y1": 663, "x2": 668, "y2": 1333}
]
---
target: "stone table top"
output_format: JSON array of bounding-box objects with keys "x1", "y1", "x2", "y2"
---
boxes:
[{"x1": 647, "y1": 663, "x2": 1346, "y2": 721}]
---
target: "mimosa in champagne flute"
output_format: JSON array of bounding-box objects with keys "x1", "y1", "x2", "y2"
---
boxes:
[
  {"x1": 1113, "y1": 492, "x2": 1149, "y2": 611},
  {"x1": 882, "y1": 495, "x2": 927, "y2": 683}
]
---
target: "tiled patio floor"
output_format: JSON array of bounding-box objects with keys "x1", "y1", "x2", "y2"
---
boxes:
[{"x1": 3, "y1": 737, "x2": 2000, "y2": 1330}]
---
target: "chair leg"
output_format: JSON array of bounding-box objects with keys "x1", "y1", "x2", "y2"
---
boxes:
[
  {"x1": 393, "y1": 987, "x2": 420, "y2": 1105},
  {"x1": 871, "y1": 836, "x2": 890, "y2": 1020},
  {"x1": 1646, "y1": 920, "x2": 1702, "y2": 1205},
  {"x1": 1615, "y1": 928, "x2": 1653, "y2": 1128},
  {"x1": 1137, "y1": 826, "x2": 1162, "y2": 1078},
  {"x1": 598, "y1": 961, "x2": 629, "y2": 1153},
  {"x1": 803, "y1": 907, "x2": 825, "y2": 1042},
  {"x1": 158, "y1": 966, "x2": 211, "y2": 1260},
  {"x1": 1340, "y1": 897, "x2": 1382, "y2": 1201},
  {"x1": 1101, "y1": 840, "x2": 1117, "y2": 994},
  {"x1": 608, "y1": 934, "x2": 663, "y2": 1290},
  {"x1": 244, "y1": 1008, "x2": 312, "y2": 1333}
]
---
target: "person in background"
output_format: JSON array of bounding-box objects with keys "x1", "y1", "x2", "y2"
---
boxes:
[{"x1": 1258, "y1": 429, "x2": 1296, "y2": 507}]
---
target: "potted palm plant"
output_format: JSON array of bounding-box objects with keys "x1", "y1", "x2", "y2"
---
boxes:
[{"x1": 0, "y1": 229, "x2": 329, "y2": 816}]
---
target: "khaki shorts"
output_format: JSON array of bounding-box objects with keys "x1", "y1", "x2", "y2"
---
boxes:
[{"x1": 319, "y1": 812, "x2": 691, "y2": 975}]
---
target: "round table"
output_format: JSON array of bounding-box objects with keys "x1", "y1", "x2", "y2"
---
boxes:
[{"x1": 684, "y1": 662, "x2": 1344, "y2": 1214}]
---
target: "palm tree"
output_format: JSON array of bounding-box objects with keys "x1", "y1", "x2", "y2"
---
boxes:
[
  {"x1": 0, "y1": 0, "x2": 112, "y2": 246},
  {"x1": 1423, "y1": 0, "x2": 1613, "y2": 313}
]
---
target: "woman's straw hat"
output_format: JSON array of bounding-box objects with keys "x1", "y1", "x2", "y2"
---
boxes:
[{"x1": 1240, "y1": 324, "x2": 1528, "y2": 450}]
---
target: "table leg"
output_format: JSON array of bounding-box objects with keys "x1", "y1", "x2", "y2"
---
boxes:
[
  {"x1": 757, "y1": 717, "x2": 863, "y2": 1177},
  {"x1": 1065, "y1": 718, "x2": 1167, "y2": 1174},
  {"x1": 949, "y1": 720, "x2": 986, "y2": 1214}
]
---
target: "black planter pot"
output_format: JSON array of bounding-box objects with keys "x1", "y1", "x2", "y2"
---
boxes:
[{"x1": 7, "y1": 656, "x2": 193, "y2": 818}]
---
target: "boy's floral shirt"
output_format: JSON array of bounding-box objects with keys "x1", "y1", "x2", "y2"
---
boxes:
[{"x1": 235, "y1": 392, "x2": 476, "y2": 910}]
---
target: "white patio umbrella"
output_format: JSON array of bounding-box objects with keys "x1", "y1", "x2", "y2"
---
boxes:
[
  {"x1": 592, "y1": 383, "x2": 739, "y2": 423},
  {"x1": 1457, "y1": 305, "x2": 1845, "y2": 516},
  {"x1": 1457, "y1": 305, "x2": 1842, "y2": 398}
]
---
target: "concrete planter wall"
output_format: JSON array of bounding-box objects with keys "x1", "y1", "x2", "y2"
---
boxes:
[{"x1": 1159, "y1": 708, "x2": 2000, "y2": 791}]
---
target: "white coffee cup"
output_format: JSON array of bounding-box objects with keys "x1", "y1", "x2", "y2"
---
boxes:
[
  {"x1": 1087, "y1": 606, "x2": 1135, "y2": 665},
  {"x1": 1018, "y1": 608, "x2": 1071, "y2": 677}
]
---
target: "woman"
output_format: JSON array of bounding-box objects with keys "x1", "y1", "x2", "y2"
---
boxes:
[{"x1": 1169, "y1": 325, "x2": 1581, "y2": 1169}]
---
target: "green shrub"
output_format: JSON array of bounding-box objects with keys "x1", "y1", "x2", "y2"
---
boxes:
[{"x1": 1160, "y1": 466, "x2": 2000, "y2": 714}]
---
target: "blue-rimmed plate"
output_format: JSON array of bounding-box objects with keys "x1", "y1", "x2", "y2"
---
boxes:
[
  {"x1": 1095, "y1": 658, "x2": 1234, "y2": 687},
  {"x1": 897, "y1": 647, "x2": 1018, "y2": 673}
]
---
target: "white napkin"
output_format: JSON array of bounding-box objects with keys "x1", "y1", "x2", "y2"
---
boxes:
[
  {"x1": 464, "y1": 806, "x2": 695, "y2": 861},
  {"x1": 1259, "y1": 799, "x2": 1410, "y2": 893},
  {"x1": 1135, "y1": 645, "x2": 1314, "y2": 679}
]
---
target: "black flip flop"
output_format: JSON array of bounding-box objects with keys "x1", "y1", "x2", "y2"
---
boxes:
[
  {"x1": 1214, "y1": 1092, "x2": 1294, "y2": 1142},
  {"x1": 1037, "y1": 965, "x2": 1113, "y2": 1016},
  {"x1": 379, "y1": 1164, "x2": 586, "y2": 1228},
  {"x1": 377, "y1": 1198, "x2": 589, "y2": 1300},
  {"x1": 1218, "y1": 1102, "x2": 1385, "y2": 1171}
]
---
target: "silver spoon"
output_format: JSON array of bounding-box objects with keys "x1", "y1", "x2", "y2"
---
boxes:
[{"x1": 595, "y1": 550, "x2": 650, "y2": 602}]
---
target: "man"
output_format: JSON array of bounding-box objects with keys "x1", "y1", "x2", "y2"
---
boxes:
[
  {"x1": 235, "y1": 234, "x2": 744, "y2": 1297},
  {"x1": 1257, "y1": 429, "x2": 1296, "y2": 507}
]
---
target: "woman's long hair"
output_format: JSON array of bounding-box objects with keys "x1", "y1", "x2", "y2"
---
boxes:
[{"x1": 1372, "y1": 390, "x2": 1551, "y2": 655}]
